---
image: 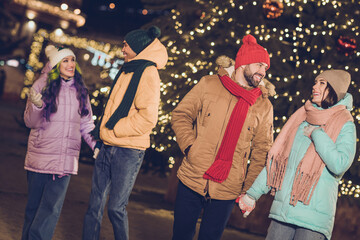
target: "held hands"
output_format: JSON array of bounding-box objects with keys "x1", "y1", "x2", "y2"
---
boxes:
[
  {"x1": 28, "y1": 87, "x2": 43, "y2": 108},
  {"x1": 236, "y1": 194, "x2": 256, "y2": 218},
  {"x1": 93, "y1": 148, "x2": 100, "y2": 159}
]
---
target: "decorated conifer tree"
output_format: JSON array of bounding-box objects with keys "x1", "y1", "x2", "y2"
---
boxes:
[{"x1": 141, "y1": 0, "x2": 360, "y2": 195}]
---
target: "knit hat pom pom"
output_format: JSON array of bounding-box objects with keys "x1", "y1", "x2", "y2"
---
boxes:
[
  {"x1": 242, "y1": 34, "x2": 257, "y2": 44},
  {"x1": 45, "y1": 45, "x2": 57, "y2": 58},
  {"x1": 147, "y1": 26, "x2": 161, "y2": 39}
]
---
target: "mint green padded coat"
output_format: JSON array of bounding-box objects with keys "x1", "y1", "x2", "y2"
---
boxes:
[{"x1": 247, "y1": 93, "x2": 356, "y2": 240}]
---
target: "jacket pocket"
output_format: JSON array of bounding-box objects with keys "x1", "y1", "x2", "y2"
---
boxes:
[
  {"x1": 33, "y1": 129, "x2": 43, "y2": 148},
  {"x1": 200, "y1": 100, "x2": 212, "y2": 127},
  {"x1": 238, "y1": 126, "x2": 254, "y2": 150},
  {"x1": 185, "y1": 136, "x2": 204, "y2": 168},
  {"x1": 186, "y1": 139, "x2": 196, "y2": 161},
  {"x1": 200, "y1": 97, "x2": 216, "y2": 128}
]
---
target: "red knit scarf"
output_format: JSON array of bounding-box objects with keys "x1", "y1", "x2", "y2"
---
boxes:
[{"x1": 203, "y1": 74, "x2": 262, "y2": 183}]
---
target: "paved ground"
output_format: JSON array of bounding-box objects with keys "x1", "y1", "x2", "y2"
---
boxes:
[{"x1": 0, "y1": 99, "x2": 265, "y2": 240}]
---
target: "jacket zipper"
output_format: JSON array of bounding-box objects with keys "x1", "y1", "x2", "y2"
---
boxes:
[
  {"x1": 204, "y1": 180, "x2": 211, "y2": 201},
  {"x1": 243, "y1": 152, "x2": 247, "y2": 180}
]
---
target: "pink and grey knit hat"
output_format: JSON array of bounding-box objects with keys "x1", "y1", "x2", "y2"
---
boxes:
[{"x1": 45, "y1": 45, "x2": 75, "y2": 68}]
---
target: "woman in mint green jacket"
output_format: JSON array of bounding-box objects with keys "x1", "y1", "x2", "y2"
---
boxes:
[{"x1": 237, "y1": 70, "x2": 356, "y2": 240}]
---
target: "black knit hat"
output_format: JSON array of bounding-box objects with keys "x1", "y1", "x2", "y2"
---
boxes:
[{"x1": 124, "y1": 26, "x2": 161, "y2": 54}]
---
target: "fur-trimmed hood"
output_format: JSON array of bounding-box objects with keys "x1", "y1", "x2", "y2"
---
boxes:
[{"x1": 216, "y1": 55, "x2": 276, "y2": 97}]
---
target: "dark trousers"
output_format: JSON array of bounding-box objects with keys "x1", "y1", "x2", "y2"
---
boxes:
[
  {"x1": 21, "y1": 171, "x2": 71, "y2": 240},
  {"x1": 172, "y1": 181, "x2": 235, "y2": 240}
]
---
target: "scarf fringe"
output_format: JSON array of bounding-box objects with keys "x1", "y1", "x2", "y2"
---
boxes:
[
  {"x1": 267, "y1": 154, "x2": 288, "y2": 195},
  {"x1": 203, "y1": 158, "x2": 232, "y2": 183},
  {"x1": 290, "y1": 164, "x2": 323, "y2": 206}
]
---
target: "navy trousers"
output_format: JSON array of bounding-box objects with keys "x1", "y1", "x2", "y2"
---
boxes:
[{"x1": 172, "y1": 181, "x2": 235, "y2": 240}]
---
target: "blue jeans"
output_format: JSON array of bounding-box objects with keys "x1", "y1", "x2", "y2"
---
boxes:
[
  {"x1": 172, "y1": 181, "x2": 235, "y2": 240},
  {"x1": 266, "y1": 220, "x2": 326, "y2": 240},
  {"x1": 82, "y1": 145, "x2": 145, "y2": 240},
  {"x1": 21, "y1": 171, "x2": 71, "y2": 240}
]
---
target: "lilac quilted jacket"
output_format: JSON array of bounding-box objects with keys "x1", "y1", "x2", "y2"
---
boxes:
[{"x1": 24, "y1": 64, "x2": 96, "y2": 175}]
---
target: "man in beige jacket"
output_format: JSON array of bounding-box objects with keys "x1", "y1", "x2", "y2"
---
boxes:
[
  {"x1": 82, "y1": 26, "x2": 168, "y2": 240},
  {"x1": 171, "y1": 34, "x2": 274, "y2": 240}
]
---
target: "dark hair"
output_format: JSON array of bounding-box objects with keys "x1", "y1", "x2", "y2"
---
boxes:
[
  {"x1": 321, "y1": 83, "x2": 338, "y2": 109},
  {"x1": 42, "y1": 63, "x2": 90, "y2": 121}
]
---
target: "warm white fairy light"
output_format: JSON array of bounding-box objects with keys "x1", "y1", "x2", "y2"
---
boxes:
[
  {"x1": 21, "y1": 29, "x2": 122, "y2": 98},
  {"x1": 12, "y1": 0, "x2": 85, "y2": 27}
]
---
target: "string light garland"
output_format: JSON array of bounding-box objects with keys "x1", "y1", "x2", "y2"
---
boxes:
[
  {"x1": 337, "y1": 36, "x2": 357, "y2": 56},
  {"x1": 21, "y1": 2, "x2": 360, "y2": 195},
  {"x1": 147, "y1": 0, "x2": 360, "y2": 196},
  {"x1": 21, "y1": 29, "x2": 122, "y2": 99},
  {"x1": 12, "y1": 0, "x2": 86, "y2": 27},
  {"x1": 263, "y1": 0, "x2": 284, "y2": 19},
  {"x1": 339, "y1": 179, "x2": 360, "y2": 198}
]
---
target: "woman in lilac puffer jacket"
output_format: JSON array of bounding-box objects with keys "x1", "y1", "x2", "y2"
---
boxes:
[{"x1": 21, "y1": 45, "x2": 96, "y2": 240}]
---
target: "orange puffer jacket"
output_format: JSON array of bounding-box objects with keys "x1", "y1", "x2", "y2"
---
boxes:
[{"x1": 100, "y1": 38, "x2": 168, "y2": 150}]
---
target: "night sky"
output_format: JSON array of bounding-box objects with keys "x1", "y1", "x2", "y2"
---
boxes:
[{"x1": 80, "y1": 0, "x2": 165, "y2": 37}]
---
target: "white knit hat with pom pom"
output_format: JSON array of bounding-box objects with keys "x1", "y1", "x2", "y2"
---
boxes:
[{"x1": 45, "y1": 45, "x2": 75, "y2": 68}]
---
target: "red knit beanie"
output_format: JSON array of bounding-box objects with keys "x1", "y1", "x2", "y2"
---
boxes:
[{"x1": 235, "y1": 34, "x2": 270, "y2": 70}]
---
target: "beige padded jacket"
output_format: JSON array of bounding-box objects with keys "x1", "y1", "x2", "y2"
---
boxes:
[{"x1": 171, "y1": 66, "x2": 274, "y2": 200}]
